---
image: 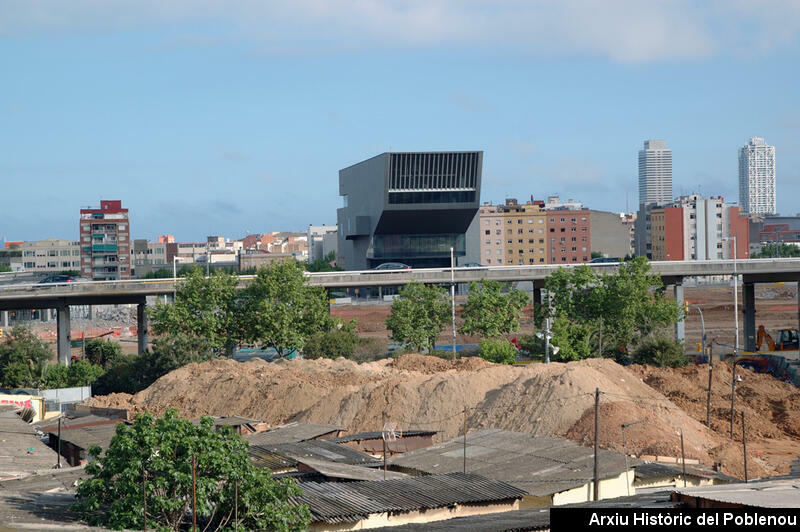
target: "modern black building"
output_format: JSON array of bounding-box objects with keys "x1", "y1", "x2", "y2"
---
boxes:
[{"x1": 337, "y1": 152, "x2": 483, "y2": 270}]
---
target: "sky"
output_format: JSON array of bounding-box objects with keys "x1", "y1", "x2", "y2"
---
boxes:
[{"x1": 2, "y1": 1, "x2": 800, "y2": 242}]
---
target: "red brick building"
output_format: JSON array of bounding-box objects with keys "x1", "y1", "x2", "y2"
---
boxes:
[
  {"x1": 79, "y1": 200, "x2": 131, "y2": 280},
  {"x1": 546, "y1": 209, "x2": 592, "y2": 264}
]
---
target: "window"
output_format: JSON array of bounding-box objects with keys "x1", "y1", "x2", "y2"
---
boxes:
[
  {"x1": 518, "y1": 229, "x2": 523, "y2": 234},
  {"x1": 508, "y1": 250, "x2": 513, "y2": 255},
  {"x1": 518, "y1": 259, "x2": 523, "y2": 265},
  {"x1": 24, "y1": 261, "x2": 35, "y2": 268},
  {"x1": 507, "y1": 229, "x2": 512, "y2": 235},
  {"x1": 118, "y1": 224, "x2": 126, "y2": 230},
  {"x1": 47, "y1": 261, "x2": 57, "y2": 268},
  {"x1": 23, "y1": 250, "x2": 34, "y2": 257},
  {"x1": 581, "y1": 227, "x2": 587, "y2": 232},
  {"x1": 549, "y1": 228, "x2": 555, "y2": 233},
  {"x1": 486, "y1": 250, "x2": 491, "y2": 255},
  {"x1": 560, "y1": 228, "x2": 565, "y2": 233},
  {"x1": 571, "y1": 218, "x2": 576, "y2": 223},
  {"x1": 560, "y1": 218, "x2": 565, "y2": 222},
  {"x1": 528, "y1": 239, "x2": 534, "y2": 243},
  {"x1": 518, "y1": 239, "x2": 523, "y2": 244},
  {"x1": 571, "y1": 247, "x2": 577, "y2": 252},
  {"x1": 507, "y1": 239, "x2": 512, "y2": 244},
  {"x1": 550, "y1": 218, "x2": 554, "y2": 222},
  {"x1": 495, "y1": 230, "x2": 501, "y2": 235},
  {"x1": 496, "y1": 250, "x2": 501, "y2": 255},
  {"x1": 495, "y1": 221, "x2": 500, "y2": 226},
  {"x1": 560, "y1": 237, "x2": 566, "y2": 243},
  {"x1": 571, "y1": 237, "x2": 576, "y2": 242},
  {"x1": 484, "y1": 220, "x2": 489, "y2": 226},
  {"x1": 517, "y1": 220, "x2": 522, "y2": 224},
  {"x1": 571, "y1": 227, "x2": 576, "y2": 232},
  {"x1": 539, "y1": 258, "x2": 545, "y2": 263},
  {"x1": 539, "y1": 239, "x2": 544, "y2": 243},
  {"x1": 485, "y1": 230, "x2": 490, "y2": 235},
  {"x1": 527, "y1": 219, "x2": 533, "y2": 224},
  {"x1": 48, "y1": 250, "x2": 57, "y2": 256},
  {"x1": 496, "y1": 240, "x2": 501, "y2": 245},
  {"x1": 487, "y1": 259, "x2": 492, "y2": 264},
  {"x1": 485, "y1": 240, "x2": 490, "y2": 245},
  {"x1": 507, "y1": 220, "x2": 512, "y2": 224},
  {"x1": 61, "y1": 261, "x2": 71, "y2": 267},
  {"x1": 528, "y1": 229, "x2": 534, "y2": 233},
  {"x1": 529, "y1": 258, "x2": 535, "y2": 264},
  {"x1": 60, "y1": 250, "x2": 70, "y2": 256},
  {"x1": 582, "y1": 247, "x2": 587, "y2": 252}
]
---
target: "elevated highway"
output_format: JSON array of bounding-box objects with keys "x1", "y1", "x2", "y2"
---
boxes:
[{"x1": 1, "y1": 258, "x2": 799, "y2": 364}]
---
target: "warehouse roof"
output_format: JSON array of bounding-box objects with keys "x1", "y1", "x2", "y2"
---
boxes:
[
  {"x1": 390, "y1": 428, "x2": 637, "y2": 497},
  {"x1": 0, "y1": 410, "x2": 60, "y2": 474},
  {"x1": 294, "y1": 472, "x2": 527, "y2": 524},
  {"x1": 635, "y1": 462, "x2": 738, "y2": 483},
  {"x1": 246, "y1": 422, "x2": 343, "y2": 446},
  {"x1": 333, "y1": 430, "x2": 437, "y2": 443},
  {"x1": 53, "y1": 422, "x2": 122, "y2": 453},
  {"x1": 674, "y1": 479, "x2": 800, "y2": 508},
  {"x1": 250, "y1": 439, "x2": 380, "y2": 470},
  {"x1": 296, "y1": 457, "x2": 408, "y2": 481}
]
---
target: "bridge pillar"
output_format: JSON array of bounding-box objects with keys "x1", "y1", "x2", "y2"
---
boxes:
[
  {"x1": 743, "y1": 282, "x2": 756, "y2": 352},
  {"x1": 137, "y1": 300, "x2": 148, "y2": 355},
  {"x1": 56, "y1": 301, "x2": 71, "y2": 366},
  {"x1": 1, "y1": 311, "x2": 7, "y2": 327},
  {"x1": 673, "y1": 282, "x2": 685, "y2": 344}
]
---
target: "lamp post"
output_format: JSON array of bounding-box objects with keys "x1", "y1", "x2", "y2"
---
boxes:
[
  {"x1": 450, "y1": 247, "x2": 456, "y2": 360},
  {"x1": 172, "y1": 256, "x2": 184, "y2": 300},
  {"x1": 621, "y1": 420, "x2": 644, "y2": 496}
]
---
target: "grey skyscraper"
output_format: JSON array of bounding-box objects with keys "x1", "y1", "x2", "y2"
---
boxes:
[
  {"x1": 638, "y1": 140, "x2": 672, "y2": 206},
  {"x1": 739, "y1": 137, "x2": 776, "y2": 215}
]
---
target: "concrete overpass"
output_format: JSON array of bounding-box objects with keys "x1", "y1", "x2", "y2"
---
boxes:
[{"x1": 1, "y1": 258, "x2": 799, "y2": 364}]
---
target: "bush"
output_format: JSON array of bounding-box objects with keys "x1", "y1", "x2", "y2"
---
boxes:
[
  {"x1": 430, "y1": 348, "x2": 458, "y2": 359},
  {"x1": 632, "y1": 335, "x2": 689, "y2": 368},
  {"x1": 478, "y1": 338, "x2": 517, "y2": 365},
  {"x1": 42, "y1": 359, "x2": 105, "y2": 388},
  {"x1": 351, "y1": 337, "x2": 389, "y2": 363},
  {"x1": 0, "y1": 326, "x2": 52, "y2": 388},
  {"x1": 303, "y1": 323, "x2": 360, "y2": 360},
  {"x1": 84, "y1": 339, "x2": 122, "y2": 368}
]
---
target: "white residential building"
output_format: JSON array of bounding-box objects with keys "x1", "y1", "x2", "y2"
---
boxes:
[
  {"x1": 638, "y1": 140, "x2": 672, "y2": 206},
  {"x1": 19, "y1": 239, "x2": 82, "y2": 273},
  {"x1": 739, "y1": 137, "x2": 776, "y2": 215},
  {"x1": 307, "y1": 225, "x2": 338, "y2": 262}
]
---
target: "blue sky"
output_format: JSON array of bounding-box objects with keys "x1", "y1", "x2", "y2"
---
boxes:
[{"x1": 2, "y1": 1, "x2": 799, "y2": 242}]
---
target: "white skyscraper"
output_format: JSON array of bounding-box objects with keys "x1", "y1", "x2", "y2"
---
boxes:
[
  {"x1": 638, "y1": 140, "x2": 672, "y2": 206},
  {"x1": 739, "y1": 137, "x2": 776, "y2": 215}
]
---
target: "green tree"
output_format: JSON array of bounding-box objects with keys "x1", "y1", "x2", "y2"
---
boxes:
[
  {"x1": 543, "y1": 257, "x2": 682, "y2": 360},
  {"x1": 73, "y1": 409, "x2": 310, "y2": 531},
  {"x1": 148, "y1": 267, "x2": 242, "y2": 356},
  {"x1": 632, "y1": 335, "x2": 689, "y2": 367},
  {"x1": 477, "y1": 338, "x2": 517, "y2": 364},
  {"x1": 385, "y1": 282, "x2": 450, "y2": 353},
  {"x1": 84, "y1": 339, "x2": 122, "y2": 368},
  {"x1": 753, "y1": 243, "x2": 800, "y2": 258},
  {"x1": 42, "y1": 359, "x2": 105, "y2": 388},
  {"x1": 306, "y1": 251, "x2": 343, "y2": 273},
  {"x1": 0, "y1": 326, "x2": 51, "y2": 388},
  {"x1": 0, "y1": 264, "x2": 11, "y2": 273},
  {"x1": 303, "y1": 320, "x2": 360, "y2": 360},
  {"x1": 239, "y1": 261, "x2": 333, "y2": 357},
  {"x1": 459, "y1": 280, "x2": 529, "y2": 338}
]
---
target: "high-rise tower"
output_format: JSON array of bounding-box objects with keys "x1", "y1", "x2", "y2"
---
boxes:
[
  {"x1": 638, "y1": 140, "x2": 672, "y2": 206},
  {"x1": 739, "y1": 137, "x2": 776, "y2": 215}
]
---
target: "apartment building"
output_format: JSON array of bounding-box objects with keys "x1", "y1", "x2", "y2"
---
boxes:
[
  {"x1": 18, "y1": 239, "x2": 82, "y2": 273},
  {"x1": 79, "y1": 200, "x2": 130, "y2": 280},
  {"x1": 650, "y1": 195, "x2": 749, "y2": 260},
  {"x1": 546, "y1": 209, "x2": 592, "y2": 263},
  {"x1": 499, "y1": 199, "x2": 548, "y2": 266},
  {"x1": 739, "y1": 137, "x2": 776, "y2": 215},
  {"x1": 307, "y1": 225, "x2": 338, "y2": 262},
  {"x1": 478, "y1": 203, "x2": 505, "y2": 265},
  {"x1": 131, "y1": 240, "x2": 168, "y2": 277}
]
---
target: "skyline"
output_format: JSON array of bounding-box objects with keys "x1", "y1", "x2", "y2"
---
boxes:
[{"x1": 2, "y1": 2, "x2": 799, "y2": 241}]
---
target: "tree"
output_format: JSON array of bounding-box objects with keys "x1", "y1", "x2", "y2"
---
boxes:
[
  {"x1": 239, "y1": 261, "x2": 333, "y2": 357},
  {"x1": 42, "y1": 359, "x2": 105, "y2": 388},
  {"x1": 753, "y1": 243, "x2": 800, "y2": 258},
  {"x1": 632, "y1": 335, "x2": 689, "y2": 367},
  {"x1": 148, "y1": 267, "x2": 242, "y2": 356},
  {"x1": 385, "y1": 282, "x2": 450, "y2": 353},
  {"x1": 84, "y1": 339, "x2": 122, "y2": 368},
  {"x1": 459, "y1": 280, "x2": 529, "y2": 338},
  {"x1": 306, "y1": 251, "x2": 342, "y2": 273},
  {"x1": 543, "y1": 257, "x2": 682, "y2": 360},
  {"x1": 0, "y1": 326, "x2": 51, "y2": 388},
  {"x1": 303, "y1": 320, "x2": 360, "y2": 360},
  {"x1": 73, "y1": 409, "x2": 310, "y2": 531},
  {"x1": 0, "y1": 264, "x2": 11, "y2": 273},
  {"x1": 477, "y1": 338, "x2": 517, "y2": 365}
]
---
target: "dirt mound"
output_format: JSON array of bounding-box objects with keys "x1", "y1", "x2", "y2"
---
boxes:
[
  {"x1": 84, "y1": 354, "x2": 798, "y2": 479},
  {"x1": 390, "y1": 353, "x2": 494, "y2": 373}
]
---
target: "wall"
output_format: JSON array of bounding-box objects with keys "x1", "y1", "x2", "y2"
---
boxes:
[
  {"x1": 0, "y1": 394, "x2": 45, "y2": 422},
  {"x1": 589, "y1": 211, "x2": 632, "y2": 259}
]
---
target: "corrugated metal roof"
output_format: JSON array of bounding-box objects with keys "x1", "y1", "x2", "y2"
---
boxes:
[
  {"x1": 390, "y1": 428, "x2": 638, "y2": 497},
  {"x1": 333, "y1": 430, "x2": 437, "y2": 443},
  {"x1": 37, "y1": 415, "x2": 121, "y2": 433},
  {"x1": 294, "y1": 472, "x2": 527, "y2": 524},
  {"x1": 246, "y1": 422, "x2": 343, "y2": 446},
  {"x1": 0, "y1": 411, "x2": 61, "y2": 474},
  {"x1": 53, "y1": 422, "x2": 122, "y2": 452},
  {"x1": 674, "y1": 479, "x2": 800, "y2": 508},
  {"x1": 250, "y1": 440, "x2": 381, "y2": 471},
  {"x1": 296, "y1": 458, "x2": 408, "y2": 482},
  {"x1": 635, "y1": 462, "x2": 738, "y2": 483}
]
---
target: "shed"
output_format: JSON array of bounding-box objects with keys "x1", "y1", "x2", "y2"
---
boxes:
[
  {"x1": 390, "y1": 428, "x2": 638, "y2": 508},
  {"x1": 294, "y1": 472, "x2": 527, "y2": 531},
  {"x1": 333, "y1": 430, "x2": 437, "y2": 457},
  {"x1": 246, "y1": 422, "x2": 344, "y2": 446},
  {"x1": 250, "y1": 439, "x2": 381, "y2": 474}
]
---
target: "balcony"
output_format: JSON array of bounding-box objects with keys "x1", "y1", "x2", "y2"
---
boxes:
[{"x1": 92, "y1": 244, "x2": 118, "y2": 253}]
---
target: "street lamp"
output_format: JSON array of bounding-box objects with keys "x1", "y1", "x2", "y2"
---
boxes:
[
  {"x1": 621, "y1": 420, "x2": 645, "y2": 496},
  {"x1": 450, "y1": 247, "x2": 456, "y2": 360},
  {"x1": 721, "y1": 236, "x2": 738, "y2": 356},
  {"x1": 172, "y1": 256, "x2": 186, "y2": 299}
]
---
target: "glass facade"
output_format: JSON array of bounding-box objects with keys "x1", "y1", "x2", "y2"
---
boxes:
[
  {"x1": 367, "y1": 233, "x2": 465, "y2": 259},
  {"x1": 388, "y1": 191, "x2": 476, "y2": 204}
]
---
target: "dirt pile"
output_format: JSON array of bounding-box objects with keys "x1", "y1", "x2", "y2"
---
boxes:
[{"x1": 84, "y1": 354, "x2": 799, "y2": 479}]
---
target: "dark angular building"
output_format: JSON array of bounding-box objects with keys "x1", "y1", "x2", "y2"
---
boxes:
[{"x1": 337, "y1": 152, "x2": 483, "y2": 270}]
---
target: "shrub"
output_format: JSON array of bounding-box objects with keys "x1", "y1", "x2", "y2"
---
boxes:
[
  {"x1": 303, "y1": 324, "x2": 360, "y2": 360},
  {"x1": 478, "y1": 338, "x2": 517, "y2": 365},
  {"x1": 351, "y1": 337, "x2": 389, "y2": 363},
  {"x1": 42, "y1": 359, "x2": 105, "y2": 388},
  {"x1": 632, "y1": 335, "x2": 689, "y2": 368},
  {"x1": 84, "y1": 339, "x2": 122, "y2": 368},
  {"x1": 0, "y1": 326, "x2": 51, "y2": 388}
]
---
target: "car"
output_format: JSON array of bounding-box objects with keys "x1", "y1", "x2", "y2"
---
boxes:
[
  {"x1": 372, "y1": 262, "x2": 411, "y2": 270},
  {"x1": 38, "y1": 275, "x2": 77, "y2": 284},
  {"x1": 588, "y1": 257, "x2": 620, "y2": 264},
  {"x1": 461, "y1": 262, "x2": 485, "y2": 268}
]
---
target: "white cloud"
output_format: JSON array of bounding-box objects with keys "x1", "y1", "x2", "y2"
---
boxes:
[{"x1": 1, "y1": 1, "x2": 798, "y2": 62}]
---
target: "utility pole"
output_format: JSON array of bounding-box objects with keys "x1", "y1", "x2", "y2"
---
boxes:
[
  {"x1": 706, "y1": 342, "x2": 713, "y2": 428},
  {"x1": 593, "y1": 387, "x2": 600, "y2": 501},
  {"x1": 463, "y1": 405, "x2": 467, "y2": 474},
  {"x1": 382, "y1": 412, "x2": 387, "y2": 480},
  {"x1": 142, "y1": 463, "x2": 147, "y2": 532},
  {"x1": 192, "y1": 454, "x2": 197, "y2": 532},
  {"x1": 730, "y1": 358, "x2": 738, "y2": 440},
  {"x1": 680, "y1": 429, "x2": 687, "y2": 487},
  {"x1": 56, "y1": 418, "x2": 62, "y2": 469},
  {"x1": 544, "y1": 317, "x2": 551, "y2": 364},
  {"x1": 621, "y1": 420, "x2": 644, "y2": 496},
  {"x1": 450, "y1": 247, "x2": 456, "y2": 360},
  {"x1": 742, "y1": 411, "x2": 748, "y2": 483},
  {"x1": 234, "y1": 480, "x2": 238, "y2": 531}
]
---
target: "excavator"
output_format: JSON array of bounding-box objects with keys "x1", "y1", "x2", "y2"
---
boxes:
[{"x1": 756, "y1": 325, "x2": 800, "y2": 352}]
